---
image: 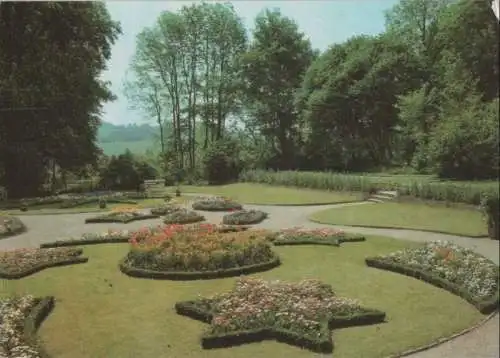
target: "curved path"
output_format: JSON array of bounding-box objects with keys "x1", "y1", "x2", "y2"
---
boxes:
[{"x1": 0, "y1": 200, "x2": 498, "y2": 358}]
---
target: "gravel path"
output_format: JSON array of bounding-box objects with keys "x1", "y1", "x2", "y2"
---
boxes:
[{"x1": 0, "y1": 200, "x2": 498, "y2": 358}]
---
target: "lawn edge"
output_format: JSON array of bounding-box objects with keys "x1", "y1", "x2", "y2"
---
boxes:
[
  {"x1": 365, "y1": 258, "x2": 499, "y2": 314},
  {"x1": 23, "y1": 296, "x2": 55, "y2": 358},
  {"x1": 386, "y1": 311, "x2": 498, "y2": 358},
  {"x1": 308, "y1": 215, "x2": 489, "y2": 238},
  {"x1": 119, "y1": 254, "x2": 281, "y2": 280}
]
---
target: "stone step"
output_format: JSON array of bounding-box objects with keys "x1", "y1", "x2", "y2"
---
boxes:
[
  {"x1": 377, "y1": 190, "x2": 398, "y2": 197},
  {"x1": 367, "y1": 198, "x2": 384, "y2": 203},
  {"x1": 371, "y1": 194, "x2": 395, "y2": 201}
]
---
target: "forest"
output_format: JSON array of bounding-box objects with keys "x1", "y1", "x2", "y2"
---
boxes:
[{"x1": 0, "y1": 0, "x2": 498, "y2": 198}]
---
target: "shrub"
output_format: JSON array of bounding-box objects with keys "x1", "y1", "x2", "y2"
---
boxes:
[
  {"x1": 121, "y1": 224, "x2": 279, "y2": 278},
  {"x1": 222, "y1": 210, "x2": 268, "y2": 225},
  {"x1": 365, "y1": 241, "x2": 499, "y2": 313},
  {"x1": 481, "y1": 195, "x2": 499, "y2": 240},
  {"x1": 203, "y1": 139, "x2": 241, "y2": 184},
  {"x1": 163, "y1": 209, "x2": 205, "y2": 224},
  {"x1": 0, "y1": 215, "x2": 26, "y2": 238},
  {"x1": 192, "y1": 196, "x2": 242, "y2": 211},
  {"x1": 99, "y1": 199, "x2": 107, "y2": 209},
  {"x1": 175, "y1": 277, "x2": 386, "y2": 353}
]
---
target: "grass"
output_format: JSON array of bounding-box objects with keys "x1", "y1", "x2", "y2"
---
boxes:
[
  {"x1": 0, "y1": 198, "x2": 173, "y2": 216},
  {"x1": 171, "y1": 183, "x2": 362, "y2": 205},
  {"x1": 0, "y1": 236, "x2": 484, "y2": 358},
  {"x1": 309, "y1": 202, "x2": 488, "y2": 237}
]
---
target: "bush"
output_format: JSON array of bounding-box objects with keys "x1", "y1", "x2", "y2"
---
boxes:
[
  {"x1": 99, "y1": 199, "x2": 107, "y2": 209},
  {"x1": 163, "y1": 209, "x2": 205, "y2": 224},
  {"x1": 203, "y1": 139, "x2": 241, "y2": 184},
  {"x1": 121, "y1": 224, "x2": 279, "y2": 279},
  {"x1": 481, "y1": 195, "x2": 499, "y2": 240},
  {"x1": 222, "y1": 210, "x2": 268, "y2": 225},
  {"x1": 192, "y1": 196, "x2": 242, "y2": 211}
]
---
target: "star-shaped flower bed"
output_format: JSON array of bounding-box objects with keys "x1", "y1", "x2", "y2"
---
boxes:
[{"x1": 175, "y1": 277, "x2": 386, "y2": 353}]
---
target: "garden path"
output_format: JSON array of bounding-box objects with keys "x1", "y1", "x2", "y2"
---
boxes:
[{"x1": 0, "y1": 199, "x2": 498, "y2": 358}]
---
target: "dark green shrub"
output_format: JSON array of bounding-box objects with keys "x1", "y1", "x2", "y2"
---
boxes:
[
  {"x1": 99, "y1": 199, "x2": 107, "y2": 209},
  {"x1": 203, "y1": 139, "x2": 241, "y2": 184},
  {"x1": 481, "y1": 195, "x2": 499, "y2": 240},
  {"x1": 222, "y1": 210, "x2": 268, "y2": 225}
]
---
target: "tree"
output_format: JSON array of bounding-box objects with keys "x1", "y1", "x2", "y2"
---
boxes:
[
  {"x1": 0, "y1": 2, "x2": 121, "y2": 198},
  {"x1": 240, "y1": 9, "x2": 315, "y2": 169}
]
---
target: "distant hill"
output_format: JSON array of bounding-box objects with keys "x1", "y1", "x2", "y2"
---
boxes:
[{"x1": 97, "y1": 121, "x2": 159, "y2": 156}]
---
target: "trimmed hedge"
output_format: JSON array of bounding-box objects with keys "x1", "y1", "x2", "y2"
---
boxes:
[
  {"x1": 175, "y1": 300, "x2": 386, "y2": 353},
  {"x1": 119, "y1": 254, "x2": 281, "y2": 281},
  {"x1": 481, "y1": 195, "x2": 499, "y2": 240},
  {"x1": 23, "y1": 296, "x2": 55, "y2": 358},
  {"x1": 273, "y1": 235, "x2": 366, "y2": 247},
  {"x1": 365, "y1": 258, "x2": 499, "y2": 314},
  {"x1": 85, "y1": 213, "x2": 159, "y2": 224},
  {"x1": 222, "y1": 210, "x2": 268, "y2": 225},
  {"x1": 0, "y1": 255, "x2": 88, "y2": 279}
]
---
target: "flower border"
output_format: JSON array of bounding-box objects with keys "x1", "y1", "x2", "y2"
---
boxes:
[
  {"x1": 0, "y1": 249, "x2": 88, "y2": 279},
  {"x1": 85, "y1": 213, "x2": 159, "y2": 224},
  {"x1": 222, "y1": 210, "x2": 268, "y2": 225},
  {"x1": 365, "y1": 257, "x2": 499, "y2": 314},
  {"x1": 40, "y1": 237, "x2": 130, "y2": 248},
  {"x1": 0, "y1": 215, "x2": 27, "y2": 239},
  {"x1": 174, "y1": 300, "x2": 386, "y2": 353},
  {"x1": 118, "y1": 254, "x2": 281, "y2": 280},
  {"x1": 191, "y1": 200, "x2": 243, "y2": 212},
  {"x1": 273, "y1": 235, "x2": 366, "y2": 247}
]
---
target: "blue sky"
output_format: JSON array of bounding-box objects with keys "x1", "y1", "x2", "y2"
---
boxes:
[{"x1": 101, "y1": 0, "x2": 399, "y2": 125}]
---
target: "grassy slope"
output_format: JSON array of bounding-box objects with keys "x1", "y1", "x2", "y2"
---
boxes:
[
  {"x1": 309, "y1": 202, "x2": 488, "y2": 237},
  {"x1": 0, "y1": 237, "x2": 483, "y2": 358},
  {"x1": 171, "y1": 183, "x2": 363, "y2": 205}
]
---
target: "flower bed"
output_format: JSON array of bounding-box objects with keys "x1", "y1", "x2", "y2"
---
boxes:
[
  {"x1": 85, "y1": 210, "x2": 159, "y2": 224},
  {"x1": 163, "y1": 209, "x2": 205, "y2": 225},
  {"x1": 0, "y1": 215, "x2": 26, "y2": 239},
  {"x1": 120, "y1": 224, "x2": 280, "y2": 280},
  {"x1": 0, "y1": 247, "x2": 88, "y2": 279},
  {"x1": 175, "y1": 277, "x2": 386, "y2": 353},
  {"x1": 365, "y1": 241, "x2": 499, "y2": 314},
  {"x1": 40, "y1": 229, "x2": 134, "y2": 248},
  {"x1": 192, "y1": 196, "x2": 243, "y2": 212},
  {"x1": 268, "y1": 227, "x2": 365, "y2": 246},
  {"x1": 150, "y1": 204, "x2": 182, "y2": 216},
  {"x1": 222, "y1": 210, "x2": 268, "y2": 225},
  {"x1": 0, "y1": 295, "x2": 54, "y2": 358}
]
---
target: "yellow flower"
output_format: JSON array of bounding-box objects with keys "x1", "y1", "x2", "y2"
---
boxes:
[{"x1": 111, "y1": 205, "x2": 139, "y2": 213}]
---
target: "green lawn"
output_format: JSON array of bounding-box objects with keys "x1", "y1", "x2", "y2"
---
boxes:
[
  {"x1": 172, "y1": 183, "x2": 362, "y2": 205},
  {"x1": 309, "y1": 202, "x2": 488, "y2": 237},
  {"x1": 0, "y1": 237, "x2": 484, "y2": 358},
  {"x1": 0, "y1": 198, "x2": 170, "y2": 216}
]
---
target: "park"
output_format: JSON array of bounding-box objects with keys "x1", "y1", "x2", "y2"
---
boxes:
[{"x1": 0, "y1": 1, "x2": 499, "y2": 358}]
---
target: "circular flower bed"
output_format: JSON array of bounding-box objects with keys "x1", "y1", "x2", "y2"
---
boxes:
[
  {"x1": 0, "y1": 215, "x2": 26, "y2": 238},
  {"x1": 192, "y1": 196, "x2": 242, "y2": 212},
  {"x1": 120, "y1": 224, "x2": 280, "y2": 279},
  {"x1": 163, "y1": 209, "x2": 205, "y2": 224},
  {"x1": 222, "y1": 210, "x2": 268, "y2": 225}
]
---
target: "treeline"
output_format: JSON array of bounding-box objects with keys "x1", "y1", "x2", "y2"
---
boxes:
[
  {"x1": 98, "y1": 122, "x2": 157, "y2": 143},
  {"x1": 128, "y1": 0, "x2": 499, "y2": 182}
]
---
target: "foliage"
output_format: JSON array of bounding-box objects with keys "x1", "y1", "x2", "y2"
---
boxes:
[
  {"x1": 191, "y1": 196, "x2": 242, "y2": 211},
  {"x1": 175, "y1": 277, "x2": 385, "y2": 353},
  {"x1": 240, "y1": 169, "x2": 499, "y2": 205},
  {"x1": 481, "y1": 195, "x2": 499, "y2": 240},
  {"x1": 124, "y1": 224, "x2": 276, "y2": 273},
  {"x1": 202, "y1": 139, "x2": 241, "y2": 184},
  {"x1": 222, "y1": 210, "x2": 268, "y2": 225},
  {"x1": 150, "y1": 204, "x2": 182, "y2": 216},
  {"x1": 365, "y1": 241, "x2": 499, "y2": 313},
  {"x1": 163, "y1": 209, "x2": 205, "y2": 224},
  {"x1": 98, "y1": 150, "x2": 158, "y2": 190},
  {"x1": 0, "y1": 2, "x2": 121, "y2": 198},
  {"x1": 269, "y1": 228, "x2": 365, "y2": 246}
]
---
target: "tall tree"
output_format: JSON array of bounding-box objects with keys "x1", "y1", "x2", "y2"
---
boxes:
[
  {"x1": 240, "y1": 9, "x2": 315, "y2": 169},
  {"x1": 0, "y1": 2, "x2": 121, "y2": 198}
]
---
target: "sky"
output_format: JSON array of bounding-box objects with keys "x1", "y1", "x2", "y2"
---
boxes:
[{"x1": 101, "y1": 0, "x2": 399, "y2": 126}]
